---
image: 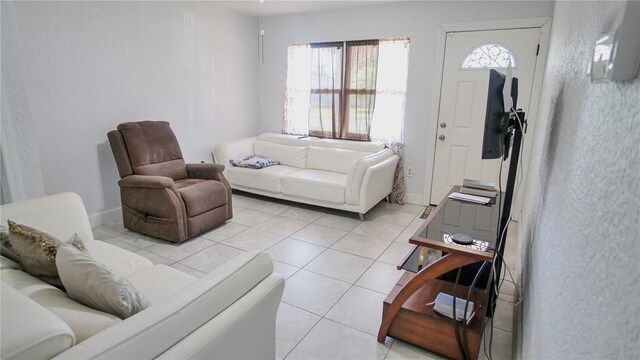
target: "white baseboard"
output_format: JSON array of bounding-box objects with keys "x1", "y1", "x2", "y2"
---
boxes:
[
  {"x1": 404, "y1": 192, "x2": 424, "y2": 205},
  {"x1": 88, "y1": 207, "x2": 122, "y2": 228}
]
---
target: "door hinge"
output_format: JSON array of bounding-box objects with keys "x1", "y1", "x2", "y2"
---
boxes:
[{"x1": 536, "y1": 44, "x2": 540, "y2": 56}]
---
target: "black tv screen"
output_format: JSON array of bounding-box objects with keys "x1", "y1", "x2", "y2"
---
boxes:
[{"x1": 482, "y1": 69, "x2": 507, "y2": 159}]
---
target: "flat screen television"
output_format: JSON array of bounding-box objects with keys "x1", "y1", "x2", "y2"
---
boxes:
[{"x1": 481, "y1": 69, "x2": 518, "y2": 160}]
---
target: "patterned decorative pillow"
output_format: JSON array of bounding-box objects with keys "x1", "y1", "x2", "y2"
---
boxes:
[
  {"x1": 229, "y1": 154, "x2": 280, "y2": 169},
  {"x1": 6, "y1": 220, "x2": 88, "y2": 286},
  {"x1": 0, "y1": 225, "x2": 21, "y2": 264}
]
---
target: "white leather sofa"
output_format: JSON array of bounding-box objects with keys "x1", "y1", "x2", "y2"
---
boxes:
[
  {"x1": 0, "y1": 192, "x2": 285, "y2": 360},
  {"x1": 213, "y1": 133, "x2": 399, "y2": 219}
]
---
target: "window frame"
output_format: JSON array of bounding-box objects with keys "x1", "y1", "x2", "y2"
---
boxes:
[
  {"x1": 308, "y1": 42, "x2": 344, "y2": 138},
  {"x1": 308, "y1": 39, "x2": 380, "y2": 141}
]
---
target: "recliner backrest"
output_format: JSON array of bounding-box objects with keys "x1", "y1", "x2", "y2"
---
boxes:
[{"x1": 108, "y1": 121, "x2": 187, "y2": 180}]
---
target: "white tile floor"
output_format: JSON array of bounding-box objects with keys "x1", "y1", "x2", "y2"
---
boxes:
[{"x1": 92, "y1": 192, "x2": 519, "y2": 360}]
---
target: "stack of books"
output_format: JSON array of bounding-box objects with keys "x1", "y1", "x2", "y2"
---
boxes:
[{"x1": 448, "y1": 179, "x2": 498, "y2": 204}]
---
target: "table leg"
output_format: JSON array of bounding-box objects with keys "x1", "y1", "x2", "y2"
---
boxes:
[{"x1": 377, "y1": 252, "x2": 479, "y2": 342}]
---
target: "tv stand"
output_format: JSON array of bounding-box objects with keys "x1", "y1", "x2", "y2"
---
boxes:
[{"x1": 377, "y1": 186, "x2": 501, "y2": 360}]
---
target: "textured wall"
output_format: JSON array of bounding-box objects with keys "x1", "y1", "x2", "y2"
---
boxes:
[
  {"x1": 519, "y1": 1, "x2": 640, "y2": 358},
  {"x1": 1, "y1": 1, "x2": 258, "y2": 214},
  {"x1": 258, "y1": 1, "x2": 554, "y2": 203}
]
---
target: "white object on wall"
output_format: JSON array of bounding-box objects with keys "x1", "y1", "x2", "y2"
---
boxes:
[{"x1": 590, "y1": 0, "x2": 640, "y2": 83}]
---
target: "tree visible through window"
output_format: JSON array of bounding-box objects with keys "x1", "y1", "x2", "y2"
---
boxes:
[{"x1": 283, "y1": 38, "x2": 409, "y2": 144}]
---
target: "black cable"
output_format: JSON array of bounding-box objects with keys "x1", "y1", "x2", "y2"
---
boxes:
[
  {"x1": 452, "y1": 268, "x2": 467, "y2": 360},
  {"x1": 461, "y1": 261, "x2": 489, "y2": 359}
]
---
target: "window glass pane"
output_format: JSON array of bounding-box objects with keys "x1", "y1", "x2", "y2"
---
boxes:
[
  {"x1": 346, "y1": 44, "x2": 378, "y2": 90},
  {"x1": 310, "y1": 47, "x2": 342, "y2": 91},
  {"x1": 346, "y1": 93, "x2": 376, "y2": 136},
  {"x1": 309, "y1": 92, "x2": 340, "y2": 137},
  {"x1": 461, "y1": 43, "x2": 516, "y2": 69}
]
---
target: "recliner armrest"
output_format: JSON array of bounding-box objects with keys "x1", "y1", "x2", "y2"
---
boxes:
[
  {"x1": 186, "y1": 163, "x2": 225, "y2": 181},
  {"x1": 186, "y1": 163, "x2": 233, "y2": 219},
  {"x1": 118, "y1": 175, "x2": 176, "y2": 190}
]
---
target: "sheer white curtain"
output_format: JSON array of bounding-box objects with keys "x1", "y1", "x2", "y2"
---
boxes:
[
  {"x1": 370, "y1": 38, "x2": 410, "y2": 203},
  {"x1": 370, "y1": 39, "x2": 410, "y2": 144},
  {"x1": 282, "y1": 44, "x2": 311, "y2": 135}
]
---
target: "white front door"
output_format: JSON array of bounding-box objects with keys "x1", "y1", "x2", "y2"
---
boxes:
[{"x1": 430, "y1": 28, "x2": 542, "y2": 204}]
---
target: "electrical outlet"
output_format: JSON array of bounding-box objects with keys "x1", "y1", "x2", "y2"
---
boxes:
[{"x1": 407, "y1": 167, "x2": 414, "y2": 177}]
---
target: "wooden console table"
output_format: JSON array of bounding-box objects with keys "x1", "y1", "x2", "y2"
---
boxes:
[{"x1": 377, "y1": 186, "x2": 501, "y2": 360}]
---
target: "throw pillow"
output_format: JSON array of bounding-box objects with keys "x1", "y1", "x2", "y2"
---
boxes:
[
  {"x1": 0, "y1": 225, "x2": 21, "y2": 264},
  {"x1": 229, "y1": 154, "x2": 280, "y2": 169},
  {"x1": 6, "y1": 220, "x2": 87, "y2": 281},
  {"x1": 56, "y1": 244, "x2": 151, "y2": 319}
]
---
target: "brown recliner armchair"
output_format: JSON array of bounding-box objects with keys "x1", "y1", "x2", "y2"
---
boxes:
[{"x1": 108, "y1": 121, "x2": 232, "y2": 243}]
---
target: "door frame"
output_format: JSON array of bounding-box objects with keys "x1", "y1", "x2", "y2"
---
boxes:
[{"x1": 422, "y1": 17, "x2": 552, "y2": 217}]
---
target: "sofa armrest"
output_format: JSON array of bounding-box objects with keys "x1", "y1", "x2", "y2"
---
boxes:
[
  {"x1": 54, "y1": 252, "x2": 285, "y2": 360},
  {"x1": 2, "y1": 282, "x2": 76, "y2": 360},
  {"x1": 118, "y1": 175, "x2": 176, "y2": 190},
  {"x1": 213, "y1": 136, "x2": 257, "y2": 176},
  {"x1": 358, "y1": 155, "x2": 400, "y2": 213},
  {"x1": 345, "y1": 149, "x2": 394, "y2": 205}
]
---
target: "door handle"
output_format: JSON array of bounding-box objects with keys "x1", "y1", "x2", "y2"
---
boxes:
[
  {"x1": 440, "y1": 122, "x2": 447, "y2": 128},
  {"x1": 439, "y1": 135, "x2": 446, "y2": 141}
]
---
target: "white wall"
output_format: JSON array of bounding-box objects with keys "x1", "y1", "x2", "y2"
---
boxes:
[
  {"x1": 1, "y1": 1, "x2": 258, "y2": 215},
  {"x1": 519, "y1": 1, "x2": 639, "y2": 358},
  {"x1": 258, "y1": 1, "x2": 554, "y2": 204}
]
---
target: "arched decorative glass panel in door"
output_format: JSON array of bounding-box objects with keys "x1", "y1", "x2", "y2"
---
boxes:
[{"x1": 461, "y1": 43, "x2": 517, "y2": 69}]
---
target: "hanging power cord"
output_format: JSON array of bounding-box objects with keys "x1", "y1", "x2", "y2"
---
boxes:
[
  {"x1": 461, "y1": 261, "x2": 490, "y2": 360},
  {"x1": 452, "y1": 268, "x2": 467, "y2": 360},
  {"x1": 484, "y1": 107, "x2": 528, "y2": 360},
  {"x1": 451, "y1": 261, "x2": 490, "y2": 360}
]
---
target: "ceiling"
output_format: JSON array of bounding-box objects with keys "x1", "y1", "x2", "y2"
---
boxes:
[{"x1": 217, "y1": 0, "x2": 398, "y2": 17}]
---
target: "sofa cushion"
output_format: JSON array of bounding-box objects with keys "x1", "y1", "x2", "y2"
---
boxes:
[
  {"x1": 312, "y1": 138, "x2": 385, "y2": 152},
  {"x1": 254, "y1": 140, "x2": 308, "y2": 168},
  {"x1": 307, "y1": 146, "x2": 371, "y2": 174},
  {"x1": 178, "y1": 180, "x2": 228, "y2": 217},
  {"x1": 257, "y1": 132, "x2": 319, "y2": 147},
  {"x1": 1, "y1": 268, "x2": 121, "y2": 343},
  {"x1": 281, "y1": 170, "x2": 347, "y2": 203},
  {"x1": 228, "y1": 165, "x2": 299, "y2": 193},
  {"x1": 1, "y1": 281, "x2": 75, "y2": 360},
  {"x1": 57, "y1": 245, "x2": 152, "y2": 320},
  {"x1": 126, "y1": 265, "x2": 197, "y2": 304},
  {"x1": 85, "y1": 240, "x2": 152, "y2": 277},
  {"x1": 0, "y1": 192, "x2": 96, "y2": 248}
]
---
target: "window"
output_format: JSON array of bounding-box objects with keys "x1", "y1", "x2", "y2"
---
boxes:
[
  {"x1": 283, "y1": 38, "x2": 409, "y2": 143},
  {"x1": 461, "y1": 43, "x2": 516, "y2": 69}
]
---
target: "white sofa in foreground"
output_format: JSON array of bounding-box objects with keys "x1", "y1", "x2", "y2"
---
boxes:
[
  {"x1": 213, "y1": 133, "x2": 399, "y2": 219},
  {"x1": 0, "y1": 192, "x2": 284, "y2": 360}
]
